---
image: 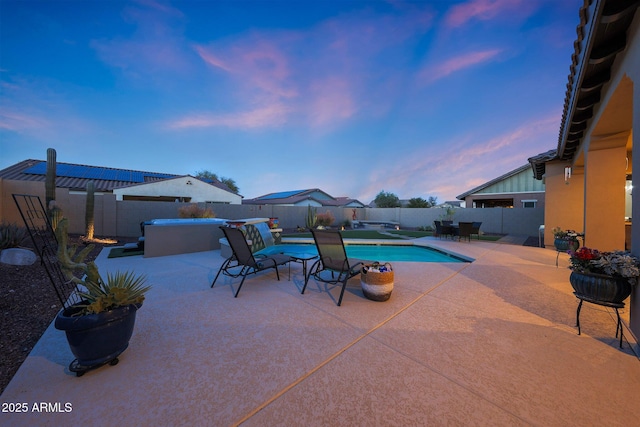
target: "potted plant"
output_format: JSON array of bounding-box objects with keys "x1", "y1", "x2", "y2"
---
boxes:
[
  {"x1": 568, "y1": 247, "x2": 639, "y2": 304},
  {"x1": 53, "y1": 218, "x2": 150, "y2": 376},
  {"x1": 552, "y1": 227, "x2": 583, "y2": 252}
]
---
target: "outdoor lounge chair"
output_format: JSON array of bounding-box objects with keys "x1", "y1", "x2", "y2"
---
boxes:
[
  {"x1": 211, "y1": 226, "x2": 291, "y2": 298},
  {"x1": 301, "y1": 229, "x2": 365, "y2": 306}
]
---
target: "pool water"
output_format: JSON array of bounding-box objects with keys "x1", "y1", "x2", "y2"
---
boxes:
[{"x1": 256, "y1": 244, "x2": 467, "y2": 263}]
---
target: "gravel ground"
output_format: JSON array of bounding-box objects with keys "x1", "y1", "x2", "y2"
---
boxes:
[{"x1": 0, "y1": 236, "x2": 134, "y2": 395}]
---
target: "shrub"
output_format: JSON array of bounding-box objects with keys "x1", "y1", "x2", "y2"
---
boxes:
[
  {"x1": 316, "y1": 210, "x2": 335, "y2": 227},
  {"x1": 178, "y1": 204, "x2": 216, "y2": 218},
  {"x1": 0, "y1": 222, "x2": 28, "y2": 250}
]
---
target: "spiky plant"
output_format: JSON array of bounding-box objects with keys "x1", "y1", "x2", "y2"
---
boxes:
[
  {"x1": 0, "y1": 222, "x2": 28, "y2": 249},
  {"x1": 55, "y1": 217, "x2": 150, "y2": 316},
  {"x1": 77, "y1": 271, "x2": 150, "y2": 315}
]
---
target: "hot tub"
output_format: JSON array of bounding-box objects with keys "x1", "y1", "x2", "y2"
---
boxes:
[{"x1": 143, "y1": 218, "x2": 230, "y2": 257}]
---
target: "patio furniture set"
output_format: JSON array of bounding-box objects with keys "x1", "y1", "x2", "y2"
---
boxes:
[
  {"x1": 434, "y1": 221, "x2": 482, "y2": 241},
  {"x1": 211, "y1": 226, "x2": 367, "y2": 306}
]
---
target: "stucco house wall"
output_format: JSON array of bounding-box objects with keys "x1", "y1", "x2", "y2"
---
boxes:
[{"x1": 113, "y1": 176, "x2": 241, "y2": 204}]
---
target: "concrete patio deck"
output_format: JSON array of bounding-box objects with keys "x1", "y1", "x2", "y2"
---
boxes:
[{"x1": 1, "y1": 237, "x2": 639, "y2": 426}]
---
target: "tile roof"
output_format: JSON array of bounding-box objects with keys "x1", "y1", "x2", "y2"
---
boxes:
[
  {"x1": 557, "y1": 0, "x2": 638, "y2": 160},
  {"x1": 528, "y1": 0, "x2": 638, "y2": 180}
]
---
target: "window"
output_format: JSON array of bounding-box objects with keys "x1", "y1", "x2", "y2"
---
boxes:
[
  {"x1": 522, "y1": 200, "x2": 537, "y2": 208},
  {"x1": 472, "y1": 199, "x2": 514, "y2": 208}
]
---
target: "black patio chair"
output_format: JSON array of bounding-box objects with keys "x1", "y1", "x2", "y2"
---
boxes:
[
  {"x1": 457, "y1": 222, "x2": 474, "y2": 242},
  {"x1": 434, "y1": 221, "x2": 453, "y2": 239},
  {"x1": 301, "y1": 229, "x2": 365, "y2": 306},
  {"x1": 471, "y1": 222, "x2": 482, "y2": 240},
  {"x1": 211, "y1": 226, "x2": 291, "y2": 298}
]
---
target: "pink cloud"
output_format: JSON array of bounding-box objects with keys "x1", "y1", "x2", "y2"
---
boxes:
[
  {"x1": 445, "y1": 0, "x2": 526, "y2": 27},
  {"x1": 132, "y1": 0, "x2": 184, "y2": 18},
  {"x1": 421, "y1": 49, "x2": 502, "y2": 83},
  {"x1": 307, "y1": 77, "x2": 356, "y2": 127},
  {"x1": 194, "y1": 45, "x2": 232, "y2": 72},
  {"x1": 357, "y1": 115, "x2": 559, "y2": 201},
  {"x1": 0, "y1": 108, "x2": 49, "y2": 131},
  {"x1": 167, "y1": 104, "x2": 290, "y2": 130},
  {"x1": 195, "y1": 38, "x2": 297, "y2": 100},
  {"x1": 185, "y1": 5, "x2": 434, "y2": 130}
]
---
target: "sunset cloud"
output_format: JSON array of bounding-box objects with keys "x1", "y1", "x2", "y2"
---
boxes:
[
  {"x1": 355, "y1": 115, "x2": 559, "y2": 202},
  {"x1": 167, "y1": 104, "x2": 290, "y2": 130},
  {"x1": 2, "y1": 0, "x2": 578, "y2": 202},
  {"x1": 421, "y1": 49, "x2": 502, "y2": 83},
  {"x1": 0, "y1": 109, "x2": 49, "y2": 131},
  {"x1": 445, "y1": 0, "x2": 528, "y2": 28}
]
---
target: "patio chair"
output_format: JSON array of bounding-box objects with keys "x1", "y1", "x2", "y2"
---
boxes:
[
  {"x1": 434, "y1": 221, "x2": 453, "y2": 239},
  {"x1": 301, "y1": 229, "x2": 365, "y2": 306},
  {"x1": 211, "y1": 226, "x2": 291, "y2": 298},
  {"x1": 471, "y1": 222, "x2": 482, "y2": 240},
  {"x1": 457, "y1": 222, "x2": 474, "y2": 242}
]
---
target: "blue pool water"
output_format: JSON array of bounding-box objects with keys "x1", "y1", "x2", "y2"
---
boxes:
[{"x1": 256, "y1": 244, "x2": 467, "y2": 263}]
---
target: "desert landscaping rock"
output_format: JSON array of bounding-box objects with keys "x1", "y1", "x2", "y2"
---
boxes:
[{"x1": 0, "y1": 248, "x2": 37, "y2": 266}]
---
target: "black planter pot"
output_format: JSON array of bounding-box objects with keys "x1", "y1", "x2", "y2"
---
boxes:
[
  {"x1": 569, "y1": 271, "x2": 632, "y2": 304},
  {"x1": 55, "y1": 302, "x2": 141, "y2": 374},
  {"x1": 569, "y1": 271, "x2": 633, "y2": 348}
]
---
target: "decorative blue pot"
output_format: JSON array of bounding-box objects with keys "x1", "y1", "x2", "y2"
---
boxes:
[
  {"x1": 555, "y1": 238, "x2": 580, "y2": 252},
  {"x1": 55, "y1": 302, "x2": 141, "y2": 369}
]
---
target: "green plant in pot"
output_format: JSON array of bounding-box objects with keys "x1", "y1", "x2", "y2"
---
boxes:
[
  {"x1": 568, "y1": 247, "x2": 639, "y2": 303},
  {"x1": 552, "y1": 227, "x2": 582, "y2": 252},
  {"x1": 567, "y1": 247, "x2": 639, "y2": 347},
  {"x1": 53, "y1": 218, "x2": 150, "y2": 376}
]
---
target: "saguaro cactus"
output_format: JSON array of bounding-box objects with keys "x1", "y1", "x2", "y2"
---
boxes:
[
  {"x1": 85, "y1": 181, "x2": 95, "y2": 240},
  {"x1": 305, "y1": 205, "x2": 317, "y2": 229},
  {"x1": 45, "y1": 148, "x2": 57, "y2": 214}
]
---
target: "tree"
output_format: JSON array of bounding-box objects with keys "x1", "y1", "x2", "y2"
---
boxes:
[
  {"x1": 407, "y1": 197, "x2": 428, "y2": 208},
  {"x1": 408, "y1": 196, "x2": 438, "y2": 208},
  {"x1": 194, "y1": 170, "x2": 239, "y2": 194},
  {"x1": 374, "y1": 190, "x2": 400, "y2": 208}
]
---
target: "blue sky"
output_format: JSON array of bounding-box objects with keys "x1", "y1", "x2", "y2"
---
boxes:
[{"x1": 1, "y1": 0, "x2": 581, "y2": 203}]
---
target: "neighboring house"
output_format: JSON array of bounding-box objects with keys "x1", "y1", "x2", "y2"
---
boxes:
[
  {"x1": 456, "y1": 164, "x2": 545, "y2": 208},
  {"x1": 243, "y1": 189, "x2": 365, "y2": 208},
  {"x1": 528, "y1": 1, "x2": 639, "y2": 337},
  {"x1": 0, "y1": 159, "x2": 242, "y2": 204},
  {"x1": 113, "y1": 175, "x2": 241, "y2": 204},
  {"x1": 438, "y1": 201, "x2": 464, "y2": 209}
]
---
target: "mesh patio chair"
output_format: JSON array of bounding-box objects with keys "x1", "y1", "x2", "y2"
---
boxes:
[
  {"x1": 301, "y1": 229, "x2": 365, "y2": 306},
  {"x1": 471, "y1": 222, "x2": 482, "y2": 240},
  {"x1": 211, "y1": 226, "x2": 291, "y2": 298},
  {"x1": 434, "y1": 221, "x2": 453, "y2": 239},
  {"x1": 457, "y1": 222, "x2": 474, "y2": 242}
]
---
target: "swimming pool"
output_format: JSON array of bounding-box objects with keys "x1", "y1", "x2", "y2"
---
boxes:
[{"x1": 256, "y1": 244, "x2": 468, "y2": 263}]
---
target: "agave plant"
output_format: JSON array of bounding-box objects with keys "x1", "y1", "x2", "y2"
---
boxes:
[
  {"x1": 0, "y1": 221, "x2": 28, "y2": 249},
  {"x1": 76, "y1": 271, "x2": 150, "y2": 315}
]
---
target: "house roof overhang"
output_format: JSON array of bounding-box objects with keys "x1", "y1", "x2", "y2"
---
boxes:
[{"x1": 530, "y1": 0, "x2": 639, "y2": 180}]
